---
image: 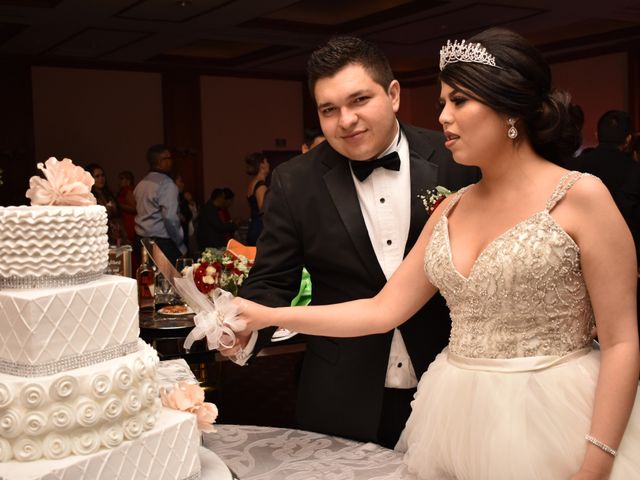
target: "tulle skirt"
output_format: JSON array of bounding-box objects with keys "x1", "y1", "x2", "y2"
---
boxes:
[{"x1": 396, "y1": 345, "x2": 640, "y2": 480}]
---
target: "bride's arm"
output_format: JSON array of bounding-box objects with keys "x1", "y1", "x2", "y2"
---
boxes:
[
  {"x1": 235, "y1": 197, "x2": 452, "y2": 337},
  {"x1": 566, "y1": 176, "x2": 640, "y2": 479}
]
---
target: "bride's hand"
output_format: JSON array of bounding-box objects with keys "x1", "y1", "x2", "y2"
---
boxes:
[{"x1": 233, "y1": 297, "x2": 274, "y2": 332}]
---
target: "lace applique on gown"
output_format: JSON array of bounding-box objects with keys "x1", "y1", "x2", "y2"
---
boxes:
[{"x1": 396, "y1": 172, "x2": 640, "y2": 480}]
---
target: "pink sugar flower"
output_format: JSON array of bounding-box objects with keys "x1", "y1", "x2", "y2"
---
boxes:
[{"x1": 26, "y1": 157, "x2": 96, "y2": 206}]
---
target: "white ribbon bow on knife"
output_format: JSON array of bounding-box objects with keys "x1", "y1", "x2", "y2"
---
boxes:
[{"x1": 173, "y1": 269, "x2": 246, "y2": 352}]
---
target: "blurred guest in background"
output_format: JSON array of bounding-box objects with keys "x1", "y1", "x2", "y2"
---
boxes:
[
  {"x1": 175, "y1": 173, "x2": 193, "y2": 253},
  {"x1": 183, "y1": 190, "x2": 199, "y2": 254},
  {"x1": 301, "y1": 128, "x2": 326, "y2": 154},
  {"x1": 134, "y1": 144, "x2": 187, "y2": 266},
  {"x1": 117, "y1": 170, "x2": 137, "y2": 245},
  {"x1": 197, "y1": 188, "x2": 237, "y2": 250},
  {"x1": 575, "y1": 111, "x2": 639, "y2": 263},
  {"x1": 245, "y1": 152, "x2": 270, "y2": 246},
  {"x1": 86, "y1": 163, "x2": 129, "y2": 246},
  {"x1": 574, "y1": 110, "x2": 636, "y2": 195},
  {"x1": 220, "y1": 187, "x2": 236, "y2": 244}
]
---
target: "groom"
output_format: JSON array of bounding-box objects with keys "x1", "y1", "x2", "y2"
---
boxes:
[{"x1": 223, "y1": 36, "x2": 478, "y2": 448}]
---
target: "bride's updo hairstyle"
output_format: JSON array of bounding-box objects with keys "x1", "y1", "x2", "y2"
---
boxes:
[{"x1": 440, "y1": 28, "x2": 582, "y2": 164}]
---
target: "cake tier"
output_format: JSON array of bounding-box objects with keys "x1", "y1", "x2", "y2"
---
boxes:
[
  {"x1": 0, "y1": 341, "x2": 161, "y2": 462},
  {"x1": 0, "y1": 205, "x2": 108, "y2": 288},
  {"x1": 0, "y1": 275, "x2": 139, "y2": 376},
  {"x1": 0, "y1": 408, "x2": 202, "y2": 480}
]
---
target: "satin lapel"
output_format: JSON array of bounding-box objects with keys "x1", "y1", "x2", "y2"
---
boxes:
[
  {"x1": 323, "y1": 158, "x2": 387, "y2": 286},
  {"x1": 405, "y1": 148, "x2": 439, "y2": 256}
]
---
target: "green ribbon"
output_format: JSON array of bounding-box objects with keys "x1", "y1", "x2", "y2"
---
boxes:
[{"x1": 290, "y1": 268, "x2": 312, "y2": 307}]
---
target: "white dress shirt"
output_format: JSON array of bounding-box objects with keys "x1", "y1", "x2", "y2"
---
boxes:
[{"x1": 350, "y1": 123, "x2": 418, "y2": 389}]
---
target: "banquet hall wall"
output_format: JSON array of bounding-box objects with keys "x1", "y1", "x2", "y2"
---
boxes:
[{"x1": 0, "y1": 50, "x2": 633, "y2": 217}]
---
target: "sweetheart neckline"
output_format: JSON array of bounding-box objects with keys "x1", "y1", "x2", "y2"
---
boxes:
[{"x1": 441, "y1": 210, "x2": 580, "y2": 281}]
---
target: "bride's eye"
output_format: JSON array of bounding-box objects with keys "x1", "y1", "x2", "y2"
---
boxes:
[{"x1": 451, "y1": 95, "x2": 467, "y2": 106}]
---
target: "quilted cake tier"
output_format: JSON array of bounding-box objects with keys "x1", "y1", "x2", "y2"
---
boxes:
[
  {"x1": 0, "y1": 408, "x2": 201, "y2": 480},
  {"x1": 0, "y1": 276, "x2": 139, "y2": 375}
]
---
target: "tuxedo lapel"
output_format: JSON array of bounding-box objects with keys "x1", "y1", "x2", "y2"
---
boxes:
[
  {"x1": 322, "y1": 154, "x2": 387, "y2": 286},
  {"x1": 404, "y1": 127, "x2": 439, "y2": 256}
]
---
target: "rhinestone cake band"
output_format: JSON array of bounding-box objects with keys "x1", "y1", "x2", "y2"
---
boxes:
[
  {"x1": 0, "y1": 271, "x2": 104, "y2": 289},
  {"x1": 0, "y1": 340, "x2": 139, "y2": 377},
  {"x1": 439, "y1": 39, "x2": 500, "y2": 71}
]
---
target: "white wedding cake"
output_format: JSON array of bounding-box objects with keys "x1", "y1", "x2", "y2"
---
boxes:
[{"x1": 0, "y1": 159, "x2": 206, "y2": 479}]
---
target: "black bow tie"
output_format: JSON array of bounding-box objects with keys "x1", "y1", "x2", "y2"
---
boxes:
[{"x1": 350, "y1": 151, "x2": 401, "y2": 181}]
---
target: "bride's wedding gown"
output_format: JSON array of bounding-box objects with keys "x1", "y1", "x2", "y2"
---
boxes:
[{"x1": 396, "y1": 172, "x2": 640, "y2": 479}]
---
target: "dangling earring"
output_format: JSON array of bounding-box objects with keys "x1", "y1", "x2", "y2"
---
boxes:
[{"x1": 507, "y1": 118, "x2": 518, "y2": 139}]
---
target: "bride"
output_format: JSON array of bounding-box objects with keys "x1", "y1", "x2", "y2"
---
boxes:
[{"x1": 234, "y1": 28, "x2": 640, "y2": 479}]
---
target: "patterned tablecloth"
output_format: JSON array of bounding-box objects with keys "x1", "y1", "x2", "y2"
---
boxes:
[{"x1": 203, "y1": 424, "x2": 417, "y2": 480}]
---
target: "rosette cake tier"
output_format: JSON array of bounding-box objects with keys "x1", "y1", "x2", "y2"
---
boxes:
[{"x1": 0, "y1": 159, "x2": 205, "y2": 480}]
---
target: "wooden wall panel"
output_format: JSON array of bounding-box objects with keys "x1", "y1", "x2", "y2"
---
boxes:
[
  {"x1": 162, "y1": 72, "x2": 204, "y2": 204},
  {"x1": 31, "y1": 66, "x2": 163, "y2": 190}
]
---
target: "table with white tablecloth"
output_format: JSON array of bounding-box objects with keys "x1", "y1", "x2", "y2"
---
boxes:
[{"x1": 203, "y1": 424, "x2": 417, "y2": 480}]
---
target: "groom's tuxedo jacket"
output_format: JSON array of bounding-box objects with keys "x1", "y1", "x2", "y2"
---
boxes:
[{"x1": 239, "y1": 123, "x2": 479, "y2": 443}]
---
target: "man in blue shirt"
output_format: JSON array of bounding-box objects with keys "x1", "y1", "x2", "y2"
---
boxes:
[{"x1": 134, "y1": 144, "x2": 187, "y2": 266}]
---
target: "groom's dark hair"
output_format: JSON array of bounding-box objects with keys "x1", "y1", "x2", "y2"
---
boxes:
[{"x1": 306, "y1": 36, "x2": 395, "y2": 101}]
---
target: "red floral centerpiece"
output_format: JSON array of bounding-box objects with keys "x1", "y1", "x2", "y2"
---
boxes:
[
  {"x1": 173, "y1": 247, "x2": 253, "y2": 353},
  {"x1": 192, "y1": 248, "x2": 253, "y2": 297}
]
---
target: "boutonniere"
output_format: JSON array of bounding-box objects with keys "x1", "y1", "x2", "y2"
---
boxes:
[{"x1": 420, "y1": 186, "x2": 453, "y2": 214}]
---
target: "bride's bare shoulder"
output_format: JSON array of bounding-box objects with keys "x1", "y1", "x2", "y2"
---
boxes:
[{"x1": 565, "y1": 173, "x2": 613, "y2": 210}]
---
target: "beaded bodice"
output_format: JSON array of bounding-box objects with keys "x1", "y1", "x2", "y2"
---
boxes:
[{"x1": 425, "y1": 172, "x2": 595, "y2": 359}]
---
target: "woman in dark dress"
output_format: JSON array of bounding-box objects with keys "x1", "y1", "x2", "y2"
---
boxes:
[
  {"x1": 245, "y1": 152, "x2": 270, "y2": 246},
  {"x1": 116, "y1": 170, "x2": 136, "y2": 245}
]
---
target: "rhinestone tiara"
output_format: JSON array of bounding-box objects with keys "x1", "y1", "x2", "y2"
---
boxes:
[{"x1": 439, "y1": 39, "x2": 501, "y2": 71}]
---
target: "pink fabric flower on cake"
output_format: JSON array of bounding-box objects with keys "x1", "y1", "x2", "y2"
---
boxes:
[
  {"x1": 194, "y1": 402, "x2": 218, "y2": 433},
  {"x1": 26, "y1": 157, "x2": 96, "y2": 206},
  {"x1": 160, "y1": 381, "x2": 218, "y2": 432},
  {"x1": 160, "y1": 381, "x2": 203, "y2": 411}
]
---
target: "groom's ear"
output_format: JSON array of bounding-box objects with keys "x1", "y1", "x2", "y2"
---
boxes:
[{"x1": 388, "y1": 80, "x2": 400, "y2": 113}]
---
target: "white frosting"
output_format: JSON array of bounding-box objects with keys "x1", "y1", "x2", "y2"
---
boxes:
[
  {"x1": 0, "y1": 341, "x2": 161, "y2": 462},
  {"x1": 0, "y1": 205, "x2": 108, "y2": 280},
  {"x1": 0, "y1": 200, "x2": 206, "y2": 477},
  {"x1": 0, "y1": 275, "x2": 139, "y2": 371},
  {"x1": 2, "y1": 408, "x2": 202, "y2": 480}
]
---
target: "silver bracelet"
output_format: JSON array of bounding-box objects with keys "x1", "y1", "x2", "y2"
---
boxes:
[{"x1": 585, "y1": 434, "x2": 617, "y2": 457}]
